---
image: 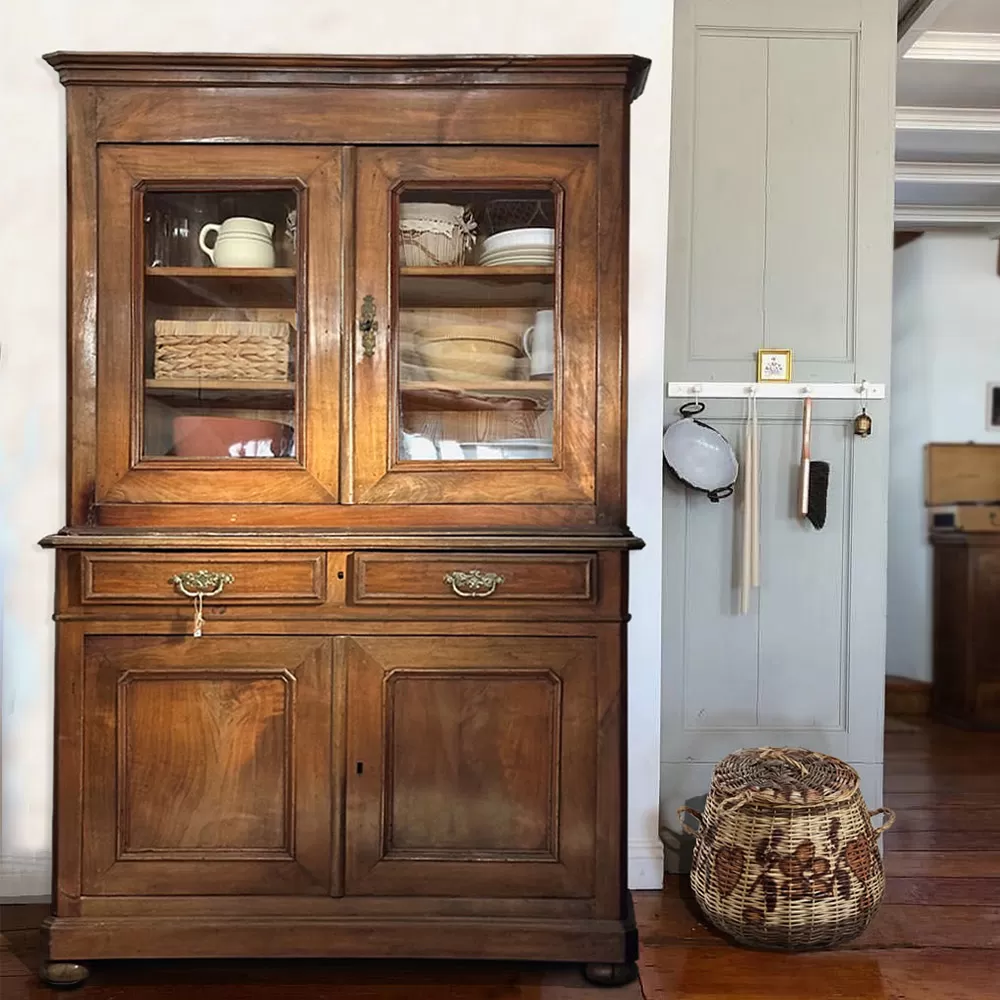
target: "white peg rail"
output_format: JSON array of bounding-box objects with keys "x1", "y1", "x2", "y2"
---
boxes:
[{"x1": 666, "y1": 381, "x2": 886, "y2": 400}]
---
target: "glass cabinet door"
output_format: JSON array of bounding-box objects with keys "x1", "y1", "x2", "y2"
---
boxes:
[
  {"x1": 351, "y1": 148, "x2": 599, "y2": 505},
  {"x1": 96, "y1": 146, "x2": 342, "y2": 506}
]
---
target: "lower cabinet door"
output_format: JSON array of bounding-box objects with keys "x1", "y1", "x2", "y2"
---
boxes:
[
  {"x1": 82, "y1": 636, "x2": 334, "y2": 895},
  {"x1": 344, "y1": 636, "x2": 598, "y2": 898}
]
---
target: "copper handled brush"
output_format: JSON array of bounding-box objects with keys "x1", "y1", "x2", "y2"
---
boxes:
[{"x1": 799, "y1": 396, "x2": 829, "y2": 530}]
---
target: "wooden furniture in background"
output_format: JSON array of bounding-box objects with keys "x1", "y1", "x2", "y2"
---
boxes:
[
  {"x1": 39, "y1": 52, "x2": 648, "y2": 988},
  {"x1": 931, "y1": 533, "x2": 1000, "y2": 730},
  {"x1": 885, "y1": 675, "x2": 931, "y2": 717}
]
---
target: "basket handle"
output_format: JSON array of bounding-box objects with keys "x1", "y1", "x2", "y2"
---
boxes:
[
  {"x1": 869, "y1": 807, "x2": 896, "y2": 837},
  {"x1": 677, "y1": 806, "x2": 703, "y2": 838}
]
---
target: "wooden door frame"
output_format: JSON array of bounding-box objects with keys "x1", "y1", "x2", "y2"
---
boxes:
[
  {"x1": 95, "y1": 145, "x2": 342, "y2": 507},
  {"x1": 350, "y1": 146, "x2": 600, "y2": 506}
]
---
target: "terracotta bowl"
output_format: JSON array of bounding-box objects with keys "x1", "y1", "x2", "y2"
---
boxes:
[{"x1": 172, "y1": 416, "x2": 292, "y2": 458}]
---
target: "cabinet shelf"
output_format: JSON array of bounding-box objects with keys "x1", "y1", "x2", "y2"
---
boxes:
[
  {"x1": 403, "y1": 379, "x2": 552, "y2": 394},
  {"x1": 400, "y1": 266, "x2": 553, "y2": 278},
  {"x1": 146, "y1": 267, "x2": 296, "y2": 279},
  {"x1": 146, "y1": 378, "x2": 294, "y2": 408},
  {"x1": 399, "y1": 267, "x2": 554, "y2": 308},
  {"x1": 401, "y1": 380, "x2": 552, "y2": 412},
  {"x1": 145, "y1": 267, "x2": 296, "y2": 308}
]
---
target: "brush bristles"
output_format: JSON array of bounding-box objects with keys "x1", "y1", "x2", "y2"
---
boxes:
[{"x1": 807, "y1": 461, "x2": 830, "y2": 530}]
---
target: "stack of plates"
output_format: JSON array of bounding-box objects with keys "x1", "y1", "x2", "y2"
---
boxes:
[{"x1": 478, "y1": 227, "x2": 555, "y2": 267}]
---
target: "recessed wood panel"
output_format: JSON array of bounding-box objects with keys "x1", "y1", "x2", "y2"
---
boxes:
[
  {"x1": 83, "y1": 636, "x2": 335, "y2": 895},
  {"x1": 344, "y1": 635, "x2": 598, "y2": 898},
  {"x1": 351, "y1": 552, "x2": 595, "y2": 604},
  {"x1": 764, "y1": 34, "x2": 855, "y2": 361},
  {"x1": 385, "y1": 670, "x2": 560, "y2": 858},
  {"x1": 689, "y1": 32, "x2": 768, "y2": 361},
  {"x1": 81, "y1": 552, "x2": 326, "y2": 603},
  {"x1": 120, "y1": 671, "x2": 291, "y2": 857}
]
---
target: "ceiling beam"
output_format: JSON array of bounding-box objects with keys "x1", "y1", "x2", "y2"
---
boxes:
[
  {"x1": 897, "y1": 107, "x2": 1000, "y2": 132},
  {"x1": 896, "y1": 162, "x2": 1000, "y2": 184},
  {"x1": 898, "y1": 0, "x2": 958, "y2": 54},
  {"x1": 905, "y1": 31, "x2": 1000, "y2": 61},
  {"x1": 895, "y1": 204, "x2": 1000, "y2": 227}
]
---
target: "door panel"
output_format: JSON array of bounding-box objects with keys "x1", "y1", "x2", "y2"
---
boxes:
[
  {"x1": 96, "y1": 145, "x2": 342, "y2": 506},
  {"x1": 82, "y1": 636, "x2": 336, "y2": 895},
  {"x1": 350, "y1": 147, "x2": 598, "y2": 505},
  {"x1": 344, "y1": 636, "x2": 597, "y2": 898}
]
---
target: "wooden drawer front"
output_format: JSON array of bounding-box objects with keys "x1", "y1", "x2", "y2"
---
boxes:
[
  {"x1": 81, "y1": 552, "x2": 327, "y2": 604},
  {"x1": 351, "y1": 553, "x2": 596, "y2": 605}
]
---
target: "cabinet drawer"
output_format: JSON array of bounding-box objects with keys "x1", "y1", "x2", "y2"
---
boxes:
[
  {"x1": 351, "y1": 553, "x2": 596, "y2": 605},
  {"x1": 80, "y1": 552, "x2": 327, "y2": 604}
]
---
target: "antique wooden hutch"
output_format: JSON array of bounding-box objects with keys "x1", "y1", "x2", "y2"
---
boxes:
[{"x1": 40, "y1": 52, "x2": 648, "y2": 987}]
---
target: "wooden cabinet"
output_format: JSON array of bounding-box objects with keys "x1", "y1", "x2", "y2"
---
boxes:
[
  {"x1": 41, "y1": 51, "x2": 647, "y2": 988},
  {"x1": 932, "y1": 534, "x2": 1000, "y2": 729}
]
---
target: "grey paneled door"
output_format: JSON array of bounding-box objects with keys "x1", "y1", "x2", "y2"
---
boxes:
[{"x1": 662, "y1": 0, "x2": 896, "y2": 859}]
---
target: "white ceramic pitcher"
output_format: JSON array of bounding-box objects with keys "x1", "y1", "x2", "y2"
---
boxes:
[
  {"x1": 522, "y1": 308, "x2": 555, "y2": 379},
  {"x1": 199, "y1": 217, "x2": 276, "y2": 268}
]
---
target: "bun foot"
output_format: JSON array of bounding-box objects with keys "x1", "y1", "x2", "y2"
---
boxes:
[
  {"x1": 582, "y1": 961, "x2": 639, "y2": 987},
  {"x1": 40, "y1": 962, "x2": 89, "y2": 988}
]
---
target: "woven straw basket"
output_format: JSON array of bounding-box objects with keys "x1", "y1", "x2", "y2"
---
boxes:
[
  {"x1": 678, "y1": 747, "x2": 894, "y2": 951},
  {"x1": 154, "y1": 320, "x2": 290, "y2": 381}
]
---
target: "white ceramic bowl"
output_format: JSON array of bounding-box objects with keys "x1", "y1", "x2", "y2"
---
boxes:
[{"x1": 479, "y1": 227, "x2": 556, "y2": 255}]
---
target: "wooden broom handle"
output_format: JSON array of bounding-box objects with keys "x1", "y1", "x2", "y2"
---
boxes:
[
  {"x1": 801, "y1": 396, "x2": 813, "y2": 462},
  {"x1": 799, "y1": 396, "x2": 813, "y2": 518}
]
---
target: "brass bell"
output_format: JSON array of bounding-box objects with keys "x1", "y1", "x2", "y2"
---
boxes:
[{"x1": 853, "y1": 408, "x2": 872, "y2": 438}]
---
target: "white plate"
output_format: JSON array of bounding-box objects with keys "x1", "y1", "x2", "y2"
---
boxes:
[
  {"x1": 479, "y1": 248, "x2": 554, "y2": 259},
  {"x1": 479, "y1": 252, "x2": 555, "y2": 266},
  {"x1": 479, "y1": 227, "x2": 556, "y2": 254},
  {"x1": 480, "y1": 244, "x2": 555, "y2": 254}
]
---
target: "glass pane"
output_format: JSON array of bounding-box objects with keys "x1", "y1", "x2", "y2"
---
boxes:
[
  {"x1": 397, "y1": 188, "x2": 556, "y2": 463},
  {"x1": 142, "y1": 189, "x2": 299, "y2": 459}
]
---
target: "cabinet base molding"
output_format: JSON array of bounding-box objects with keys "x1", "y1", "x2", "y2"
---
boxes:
[{"x1": 44, "y1": 914, "x2": 633, "y2": 963}]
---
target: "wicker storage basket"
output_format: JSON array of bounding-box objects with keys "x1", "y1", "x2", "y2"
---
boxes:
[
  {"x1": 399, "y1": 203, "x2": 476, "y2": 267},
  {"x1": 154, "y1": 320, "x2": 290, "y2": 381},
  {"x1": 678, "y1": 747, "x2": 894, "y2": 951}
]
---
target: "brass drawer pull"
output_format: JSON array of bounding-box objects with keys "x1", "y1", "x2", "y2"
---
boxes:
[
  {"x1": 443, "y1": 569, "x2": 505, "y2": 598},
  {"x1": 169, "y1": 570, "x2": 234, "y2": 638}
]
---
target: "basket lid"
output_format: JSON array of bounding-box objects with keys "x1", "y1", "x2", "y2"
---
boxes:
[{"x1": 710, "y1": 747, "x2": 860, "y2": 810}]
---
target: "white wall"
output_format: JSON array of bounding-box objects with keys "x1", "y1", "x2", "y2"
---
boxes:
[
  {"x1": 0, "y1": 0, "x2": 673, "y2": 899},
  {"x1": 887, "y1": 232, "x2": 1000, "y2": 684}
]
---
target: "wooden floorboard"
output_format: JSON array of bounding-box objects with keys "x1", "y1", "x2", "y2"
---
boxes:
[
  {"x1": 883, "y1": 876, "x2": 1000, "y2": 905},
  {"x1": 889, "y1": 807, "x2": 1000, "y2": 832},
  {"x1": 2, "y1": 715, "x2": 999, "y2": 997},
  {"x1": 885, "y1": 827, "x2": 1000, "y2": 850}
]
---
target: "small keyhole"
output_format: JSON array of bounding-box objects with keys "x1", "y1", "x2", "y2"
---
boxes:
[
  {"x1": 337, "y1": 571, "x2": 345, "y2": 580},
  {"x1": 356, "y1": 761, "x2": 364, "y2": 775}
]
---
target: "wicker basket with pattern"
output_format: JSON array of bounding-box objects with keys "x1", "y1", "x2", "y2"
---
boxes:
[
  {"x1": 678, "y1": 747, "x2": 894, "y2": 951},
  {"x1": 154, "y1": 320, "x2": 291, "y2": 381}
]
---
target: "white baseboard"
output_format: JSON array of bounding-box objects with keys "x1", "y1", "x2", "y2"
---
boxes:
[
  {"x1": 0, "y1": 854, "x2": 51, "y2": 902},
  {"x1": 627, "y1": 838, "x2": 665, "y2": 890}
]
